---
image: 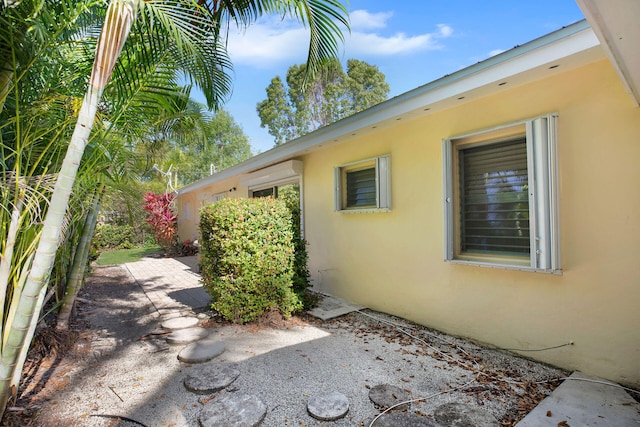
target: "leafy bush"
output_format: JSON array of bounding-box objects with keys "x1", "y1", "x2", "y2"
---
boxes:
[
  {"x1": 142, "y1": 192, "x2": 177, "y2": 251},
  {"x1": 92, "y1": 223, "x2": 137, "y2": 250},
  {"x1": 199, "y1": 197, "x2": 302, "y2": 323},
  {"x1": 278, "y1": 184, "x2": 314, "y2": 308}
]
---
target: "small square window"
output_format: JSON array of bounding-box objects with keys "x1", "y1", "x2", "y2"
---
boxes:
[
  {"x1": 335, "y1": 155, "x2": 391, "y2": 212},
  {"x1": 443, "y1": 114, "x2": 560, "y2": 272}
]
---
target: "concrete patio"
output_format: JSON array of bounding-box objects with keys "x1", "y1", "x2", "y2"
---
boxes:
[
  {"x1": 122, "y1": 255, "x2": 640, "y2": 426},
  {"x1": 124, "y1": 255, "x2": 210, "y2": 317}
]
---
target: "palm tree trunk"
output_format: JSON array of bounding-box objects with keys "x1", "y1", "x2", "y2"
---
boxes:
[
  {"x1": 0, "y1": 0, "x2": 137, "y2": 416},
  {"x1": 0, "y1": 193, "x2": 24, "y2": 341},
  {"x1": 56, "y1": 185, "x2": 102, "y2": 331},
  {"x1": 9, "y1": 284, "x2": 47, "y2": 395},
  {"x1": 0, "y1": 86, "x2": 101, "y2": 413}
]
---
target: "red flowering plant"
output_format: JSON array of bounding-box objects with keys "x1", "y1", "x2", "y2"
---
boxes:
[{"x1": 142, "y1": 192, "x2": 178, "y2": 252}]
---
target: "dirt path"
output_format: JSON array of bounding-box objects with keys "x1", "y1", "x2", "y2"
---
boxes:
[{"x1": 4, "y1": 265, "x2": 164, "y2": 426}]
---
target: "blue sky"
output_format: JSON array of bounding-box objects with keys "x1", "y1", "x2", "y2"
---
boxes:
[{"x1": 199, "y1": 1, "x2": 586, "y2": 154}]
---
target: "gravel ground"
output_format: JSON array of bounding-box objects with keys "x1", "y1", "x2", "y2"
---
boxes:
[{"x1": 9, "y1": 264, "x2": 566, "y2": 427}]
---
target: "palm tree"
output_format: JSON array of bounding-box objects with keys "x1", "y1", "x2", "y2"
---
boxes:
[{"x1": 0, "y1": 0, "x2": 347, "y2": 416}]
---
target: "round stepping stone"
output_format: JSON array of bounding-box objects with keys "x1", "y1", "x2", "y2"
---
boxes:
[
  {"x1": 307, "y1": 391, "x2": 349, "y2": 421},
  {"x1": 199, "y1": 392, "x2": 267, "y2": 427},
  {"x1": 166, "y1": 327, "x2": 210, "y2": 345},
  {"x1": 184, "y1": 364, "x2": 240, "y2": 394},
  {"x1": 434, "y1": 402, "x2": 499, "y2": 427},
  {"x1": 368, "y1": 384, "x2": 412, "y2": 410},
  {"x1": 368, "y1": 412, "x2": 442, "y2": 427},
  {"x1": 161, "y1": 316, "x2": 199, "y2": 331},
  {"x1": 178, "y1": 339, "x2": 225, "y2": 363}
]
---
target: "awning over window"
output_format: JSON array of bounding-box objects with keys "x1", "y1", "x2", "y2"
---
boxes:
[{"x1": 239, "y1": 160, "x2": 303, "y2": 189}]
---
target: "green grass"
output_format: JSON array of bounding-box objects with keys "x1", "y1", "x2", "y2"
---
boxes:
[{"x1": 95, "y1": 246, "x2": 163, "y2": 266}]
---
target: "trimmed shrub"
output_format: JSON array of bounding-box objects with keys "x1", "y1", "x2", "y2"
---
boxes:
[
  {"x1": 199, "y1": 197, "x2": 302, "y2": 323},
  {"x1": 92, "y1": 223, "x2": 137, "y2": 250},
  {"x1": 278, "y1": 184, "x2": 314, "y2": 308}
]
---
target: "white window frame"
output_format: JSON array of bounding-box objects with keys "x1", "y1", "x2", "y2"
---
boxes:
[
  {"x1": 443, "y1": 114, "x2": 560, "y2": 273},
  {"x1": 335, "y1": 155, "x2": 391, "y2": 213}
]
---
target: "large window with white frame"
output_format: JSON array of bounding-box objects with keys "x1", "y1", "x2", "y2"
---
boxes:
[
  {"x1": 335, "y1": 155, "x2": 391, "y2": 212},
  {"x1": 443, "y1": 114, "x2": 560, "y2": 272}
]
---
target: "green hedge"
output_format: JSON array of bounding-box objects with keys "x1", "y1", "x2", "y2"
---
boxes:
[
  {"x1": 278, "y1": 185, "x2": 314, "y2": 308},
  {"x1": 199, "y1": 197, "x2": 302, "y2": 323},
  {"x1": 93, "y1": 223, "x2": 140, "y2": 249}
]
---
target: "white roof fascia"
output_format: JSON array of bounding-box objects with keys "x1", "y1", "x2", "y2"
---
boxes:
[
  {"x1": 180, "y1": 20, "x2": 597, "y2": 196},
  {"x1": 576, "y1": 0, "x2": 640, "y2": 106}
]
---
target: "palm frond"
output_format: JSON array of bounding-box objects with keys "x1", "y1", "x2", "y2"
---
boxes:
[
  {"x1": 141, "y1": 0, "x2": 233, "y2": 108},
  {"x1": 210, "y1": 0, "x2": 348, "y2": 82},
  {"x1": 0, "y1": 172, "x2": 56, "y2": 223}
]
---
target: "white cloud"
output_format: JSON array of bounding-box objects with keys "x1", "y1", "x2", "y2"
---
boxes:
[
  {"x1": 489, "y1": 49, "x2": 506, "y2": 57},
  {"x1": 226, "y1": 18, "x2": 310, "y2": 69},
  {"x1": 437, "y1": 24, "x2": 453, "y2": 38},
  {"x1": 349, "y1": 9, "x2": 393, "y2": 30},
  {"x1": 347, "y1": 23, "x2": 454, "y2": 56},
  {"x1": 348, "y1": 32, "x2": 438, "y2": 55},
  {"x1": 224, "y1": 12, "x2": 455, "y2": 69}
]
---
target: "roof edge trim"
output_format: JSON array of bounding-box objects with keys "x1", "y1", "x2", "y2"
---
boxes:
[{"x1": 179, "y1": 20, "x2": 594, "y2": 196}]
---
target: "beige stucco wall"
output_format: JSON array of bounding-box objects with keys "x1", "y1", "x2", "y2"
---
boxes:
[
  {"x1": 177, "y1": 176, "x2": 246, "y2": 241},
  {"x1": 301, "y1": 59, "x2": 640, "y2": 387}
]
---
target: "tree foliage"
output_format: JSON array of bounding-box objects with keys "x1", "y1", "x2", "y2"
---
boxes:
[
  {"x1": 159, "y1": 108, "x2": 252, "y2": 186},
  {"x1": 257, "y1": 58, "x2": 390, "y2": 145}
]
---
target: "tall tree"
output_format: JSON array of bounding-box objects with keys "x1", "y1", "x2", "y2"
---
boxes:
[
  {"x1": 257, "y1": 58, "x2": 389, "y2": 145},
  {"x1": 162, "y1": 108, "x2": 252, "y2": 186},
  {"x1": 135, "y1": 103, "x2": 252, "y2": 187},
  {"x1": 0, "y1": 0, "x2": 348, "y2": 417}
]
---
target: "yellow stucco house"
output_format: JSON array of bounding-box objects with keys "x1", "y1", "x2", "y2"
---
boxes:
[{"x1": 177, "y1": 2, "x2": 640, "y2": 388}]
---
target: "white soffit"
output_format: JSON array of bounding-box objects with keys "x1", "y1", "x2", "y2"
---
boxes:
[{"x1": 577, "y1": 0, "x2": 640, "y2": 106}]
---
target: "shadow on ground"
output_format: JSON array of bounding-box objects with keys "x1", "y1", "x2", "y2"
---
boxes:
[{"x1": 5, "y1": 263, "x2": 568, "y2": 427}]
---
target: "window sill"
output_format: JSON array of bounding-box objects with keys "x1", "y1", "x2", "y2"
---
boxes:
[
  {"x1": 336, "y1": 208, "x2": 391, "y2": 214},
  {"x1": 445, "y1": 259, "x2": 562, "y2": 275}
]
